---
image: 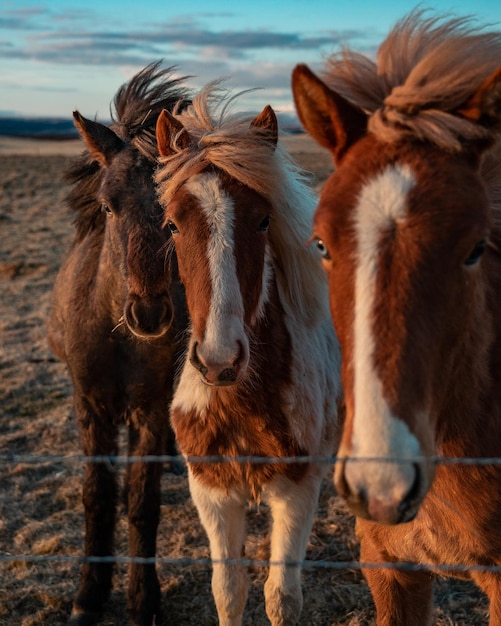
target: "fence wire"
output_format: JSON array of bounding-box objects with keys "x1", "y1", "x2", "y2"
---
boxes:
[
  {"x1": 2, "y1": 554, "x2": 501, "y2": 575},
  {"x1": 4, "y1": 453, "x2": 501, "y2": 465},
  {"x1": 3, "y1": 452, "x2": 501, "y2": 574}
]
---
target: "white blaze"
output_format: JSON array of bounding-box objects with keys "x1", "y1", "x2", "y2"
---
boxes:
[
  {"x1": 185, "y1": 172, "x2": 244, "y2": 364},
  {"x1": 351, "y1": 164, "x2": 420, "y2": 492},
  {"x1": 172, "y1": 171, "x2": 271, "y2": 413}
]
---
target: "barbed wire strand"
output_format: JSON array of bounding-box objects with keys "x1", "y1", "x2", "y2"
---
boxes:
[
  {"x1": 2, "y1": 553, "x2": 501, "y2": 575},
  {"x1": 3, "y1": 452, "x2": 501, "y2": 574},
  {"x1": 4, "y1": 453, "x2": 501, "y2": 465}
]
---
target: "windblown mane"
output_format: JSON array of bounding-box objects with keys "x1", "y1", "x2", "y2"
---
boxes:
[
  {"x1": 323, "y1": 10, "x2": 501, "y2": 151},
  {"x1": 156, "y1": 84, "x2": 329, "y2": 325},
  {"x1": 66, "y1": 62, "x2": 191, "y2": 239}
]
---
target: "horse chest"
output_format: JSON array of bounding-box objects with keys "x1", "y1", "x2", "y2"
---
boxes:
[
  {"x1": 388, "y1": 520, "x2": 485, "y2": 573},
  {"x1": 171, "y1": 400, "x2": 307, "y2": 494},
  {"x1": 367, "y1": 472, "x2": 501, "y2": 574}
]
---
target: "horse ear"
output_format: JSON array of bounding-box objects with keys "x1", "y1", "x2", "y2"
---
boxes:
[
  {"x1": 73, "y1": 111, "x2": 123, "y2": 167},
  {"x1": 250, "y1": 105, "x2": 278, "y2": 148},
  {"x1": 292, "y1": 63, "x2": 367, "y2": 164},
  {"x1": 156, "y1": 109, "x2": 190, "y2": 157},
  {"x1": 457, "y1": 66, "x2": 501, "y2": 131}
]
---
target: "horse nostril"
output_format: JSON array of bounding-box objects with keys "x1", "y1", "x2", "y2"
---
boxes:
[
  {"x1": 334, "y1": 458, "x2": 355, "y2": 500},
  {"x1": 128, "y1": 301, "x2": 140, "y2": 326},
  {"x1": 399, "y1": 463, "x2": 421, "y2": 517},
  {"x1": 334, "y1": 459, "x2": 348, "y2": 498},
  {"x1": 215, "y1": 341, "x2": 245, "y2": 383},
  {"x1": 232, "y1": 341, "x2": 245, "y2": 369},
  {"x1": 190, "y1": 342, "x2": 208, "y2": 376},
  {"x1": 218, "y1": 368, "x2": 237, "y2": 383},
  {"x1": 127, "y1": 296, "x2": 172, "y2": 336}
]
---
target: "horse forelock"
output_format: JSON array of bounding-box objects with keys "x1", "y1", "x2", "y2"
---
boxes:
[
  {"x1": 323, "y1": 10, "x2": 501, "y2": 152},
  {"x1": 111, "y1": 61, "x2": 192, "y2": 160},
  {"x1": 66, "y1": 62, "x2": 192, "y2": 238},
  {"x1": 156, "y1": 85, "x2": 330, "y2": 325}
]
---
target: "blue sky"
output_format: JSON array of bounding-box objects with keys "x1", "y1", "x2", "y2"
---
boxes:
[{"x1": 2, "y1": 0, "x2": 501, "y2": 122}]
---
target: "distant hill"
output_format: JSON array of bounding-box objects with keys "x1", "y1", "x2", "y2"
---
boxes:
[
  {"x1": 0, "y1": 113, "x2": 303, "y2": 139},
  {"x1": 0, "y1": 117, "x2": 78, "y2": 139}
]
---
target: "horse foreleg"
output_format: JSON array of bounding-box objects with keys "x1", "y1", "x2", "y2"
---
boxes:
[
  {"x1": 69, "y1": 401, "x2": 118, "y2": 625},
  {"x1": 263, "y1": 473, "x2": 323, "y2": 626},
  {"x1": 357, "y1": 519, "x2": 434, "y2": 626},
  {"x1": 188, "y1": 469, "x2": 248, "y2": 626},
  {"x1": 125, "y1": 415, "x2": 166, "y2": 626}
]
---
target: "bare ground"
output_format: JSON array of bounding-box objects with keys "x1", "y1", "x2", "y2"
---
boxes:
[{"x1": 0, "y1": 135, "x2": 488, "y2": 624}]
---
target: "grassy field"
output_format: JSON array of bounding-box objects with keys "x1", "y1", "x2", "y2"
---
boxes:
[{"x1": 0, "y1": 136, "x2": 488, "y2": 625}]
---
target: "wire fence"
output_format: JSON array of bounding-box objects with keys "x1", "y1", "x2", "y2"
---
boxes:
[
  {"x1": 2, "y1": 553, "x2": 501, "y2": 576},
  {"x1": 3, "y1": 452, "x2": 501, "y2": 575},
  {"x1": 5, "y1": 452, "x2": 501, "y2": 466}
]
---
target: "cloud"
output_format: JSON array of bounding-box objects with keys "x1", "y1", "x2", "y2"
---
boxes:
[
  {"x1": 0, "y1": 5, "x2": 379, "y2": 117},
  {"x1": 0, "y1": 4, "x2": 373, "y2": 67},
  {"x1": 134, "y1": 26, "x2": 335, "y2": 50},
  {"x1": 0, "y1": 16, "x2": 41, "y2": 30},
  {"x1": 0, "y1": 6, "x2": 60, "y2": 31},
  {"x1": 0, "y1": 6, "x2": 48, "y2": 24},
  {"x1": 28, "y1": 27, "x2": 338, "y2": 62}
]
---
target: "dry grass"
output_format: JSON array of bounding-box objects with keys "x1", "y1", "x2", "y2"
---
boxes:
[{"x1": 0, "y1": 136, "x2": 488, "y2": 624}]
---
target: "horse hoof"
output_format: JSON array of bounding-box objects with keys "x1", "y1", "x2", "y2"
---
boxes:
[{"x1": 67, "y1": 607, "x2": 100, "y2": 626}]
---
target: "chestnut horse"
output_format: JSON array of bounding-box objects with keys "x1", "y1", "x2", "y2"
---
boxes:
[
  {"x1": 292, "y1": 11, "x2": 501, "y2": 626},
  {"x1": 47, "y1": 63, "x2": 189, "y2": 625},
  {"x1": 154, "y1": 86, "x2": 342, "y2": 625}
]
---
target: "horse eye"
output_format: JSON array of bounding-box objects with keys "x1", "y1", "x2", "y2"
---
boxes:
[
  {"x1": 167, "y1": 220, "x2": 179, "y2": 234},
  {"x1": 315, "y1": 238, "x2": 331, "y2": 260},
  {"x1": 464, "y1": 238, "x2": 486, "y2": 267},
  {"x1": 257, "y1": 215, "x2": 271, "y2": 232},
  {"x1": 102, "y1": 203, "x2": 113, "y2": 215}
]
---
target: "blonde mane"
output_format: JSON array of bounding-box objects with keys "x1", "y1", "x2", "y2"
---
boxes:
[
  {"x1": 155, "y1": 84, "x2": 329, "y2": 325},
  {"x1": 323, "y1": 10, "x2": 501, "y2": 151}
]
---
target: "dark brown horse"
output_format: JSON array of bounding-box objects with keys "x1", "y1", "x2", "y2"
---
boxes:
[
  {"x1": 47, "y1": 63, "x2": 189, "y2": 626},
  {"x1": 293, "y1": 11, "x2": 501, "y2": 626}
]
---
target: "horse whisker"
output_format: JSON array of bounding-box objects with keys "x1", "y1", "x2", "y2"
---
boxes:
[
  {"x1": 111, "y1": 316, "x2": 125, "y2": 333},
  {"x1": 487, "y1": 237, "x2": 501, "y2": 254}
]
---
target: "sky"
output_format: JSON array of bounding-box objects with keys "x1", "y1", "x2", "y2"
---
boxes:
[{"x1": 2, "y1": 0, "x2": 501, "y2": 123}]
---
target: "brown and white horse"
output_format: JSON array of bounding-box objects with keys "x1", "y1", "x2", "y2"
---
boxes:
[
  {"x1": 293, "y1": 11, "x2": 501, "y2": 626},
  {"x1": 154, "y1": 86, "x2": 342, "y2": 625}
]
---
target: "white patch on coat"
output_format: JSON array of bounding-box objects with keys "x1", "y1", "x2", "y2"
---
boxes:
[{"x1": 171, "y1": 349, "x2": 211, "y2": 416}]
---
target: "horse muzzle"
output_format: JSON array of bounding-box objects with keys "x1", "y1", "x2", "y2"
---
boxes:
[
  {"x1": 124, "y1": 294, "x2": 174, "y2": 339},
  {"x1": 189, "y1": 339, "x2": 248, "y2": 386},
  {"x1": 334, "y1": 455, "x2": 430, "y2": 525}
]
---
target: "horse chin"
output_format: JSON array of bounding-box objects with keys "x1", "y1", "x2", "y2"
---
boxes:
[
  {"x1": 349, "y1": 498, "x2": 421, "y2": 525},
  {"x1": 199, "y1": 373, "x2": 243, "y2": 387},
  {"x1": 335, "y1": 457, "x2": 427, "y2": 525},
  {"x1": 126, "y1": 323, "x2": 170, "y2": 340},
  {"x1": 129, "y1": 327, "x2": 169, "y2": 341}
]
